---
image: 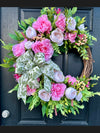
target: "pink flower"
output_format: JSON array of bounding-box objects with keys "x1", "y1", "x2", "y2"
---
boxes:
[
  {"x1": 31, "y1": 39, "x2": 54, "y2": 61},
  {"x1": 78, "y1": 34, "x2": 85, "y2": 40},
  {"x1": 27, "y1": 85, "x2": 36, "y2": 96},
  {"x1": 38, "y1": 89, "x2": 51, "y2": 102},
  {"x1": 14, "y1": 74, "x2": 21, "y2": 82},
  {"x1": 65, "y1": 87, "x2": 77, "y2": 100},
  {"x1": 12, "y1": 39, "x2": 27, "y2": 57},
  {"x1": 32, "y1": 15, "x2": 52, "y2": 33},
  {"x1": 51, "y1": 83, "x2": 66, "y2": 101},
  {"x1": 65, "y1": 75, "x2": 77, "y2": 85},
  {"x1": 55, "y1": 8, "x2": 61, "y2": 14},
  {"x1": 64, "y1": 32, "x2": 77, "y2": 43},
  {"x1": 86, "y1": 82, "x2": 90, "y2": 88},
  {"x1": 55, "y1": 13, "x2": 66, "y2": 32}
]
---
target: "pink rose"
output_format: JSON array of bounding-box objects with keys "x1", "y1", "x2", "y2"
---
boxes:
[
  {"x1": 55, "y1": 13, "x2": 66, "y2": 32},
  {"x1": 31, "y1": 39, "x2": 54, "y2": 61},
  {"x1": 64, "y1": 32, "x2": 77, "y2": 43},
  {"x1": 51, "y1": 83, "x2": 66, "y2": 101},
  {"x1": 14, "y1": 74, "x2": 21, "y2": 82},
  {"x1": 12, "y1": 39, "x2": 27, "y2": 57},
  {"x1": 27, "y1": 85, "x2": 36, "y2": 96},
  {"x1": 38, "y1": 89, "x2": 51, "y2": 102},
  {"x1": 65, "y1": 75, "x2": 77, "y2": 85},
  {"x1": 55, "y1": 8, "x2": 61, "y2": 14},
  {"x1": 65, "y1": 87, "x2": 77, "y2": 100},
  {"x1": 32, "y1": 15, "x2": 52, "y2": 33}
]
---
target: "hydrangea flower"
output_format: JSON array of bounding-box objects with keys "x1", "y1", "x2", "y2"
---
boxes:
[
  {"x1": 27, "y1": 85, "x2": 36, "y2": 96},
  {"x1": 31, "y1": 39, "x2": 54, "y2": 61},
  {"x1": 66, "y1": 17, "x2": 76, "y2": 31},
  {"x1": 12, "y1": 39, "x2": 27, "y2": 57},
  {"x1": 32, "y1": 15, "x2": 52, "y2": 33},
  {"x1": 65, "y1": 75, "x2": 77, "y2": 85},
  {"x1": 51, "y1": 83, "x2": 66, "y2": 101},
  {"x1": 53, "y1": 70, "x2": 65, "y2": 82},
  {"x1": 54, "y1": 13, "x2": 66, "y2": 32},
  {"x1": 75, "y1": 92, "x2": 82, "y2": 101},
  {"x1": 64, "y1": 32, "x2": 77, "y2": 43},
  {"x1": 26, "y1": 26, "x2": 37, "y2": 39},
  {"x1": 50, "y1": 28, "x2": 64, "y2": 46},
  {"x1": 65, "y1": 87, "x2": 77, "y2": 100},
  {"x1": 38, "y1": 89, "x2": 51, "y2": 102}
]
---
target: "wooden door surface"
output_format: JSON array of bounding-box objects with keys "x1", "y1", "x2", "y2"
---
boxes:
[{"x1": 0, "y1": 7, "x2": 100, "y2": 126}]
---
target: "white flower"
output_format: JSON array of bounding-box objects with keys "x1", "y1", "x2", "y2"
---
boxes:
[
  {"x1": 53, "y1": 70, "x2": 65, "y2": 82},
  {"x1": 26, "y1": 26, "x2": 37, "y2": 39},
  {"x1": 75, "y1": 92, "x2": 82, "y2": 101},
  {"x1": 78, "y1": 24, "x2": 85, "y2": 31},
  {"x1": 25, "y1": 41, "x2": 34, "y2": 49},
  {"x1": 66, "y1": 17, "x2": 76, "y2": 31},
  {"x1": 50, "y1": 28, "x2": 64, "y2": 46},
  {"x1": 65, "y1": 87, "x2": 77, "y2": 100},
  {"x1": 38, "y1": 89, "x2": 51, "y2": 102}
]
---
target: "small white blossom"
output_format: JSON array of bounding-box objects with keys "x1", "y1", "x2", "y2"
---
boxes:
[
  {"x1": 26, "y1": 26, "x2": 37, "y2": 39},
  {"x1": 65, "y1": 87, "x2": 77, "y2": 100},
  {"x1": 75, "y1": 92, "x2": 82, "y2": 101},
  {"x1": 25, "y1": 41, "x2": 34, "y2": 49},
  {"x1": 78, "y1": 24, "x2": 85, "y2": 31}
]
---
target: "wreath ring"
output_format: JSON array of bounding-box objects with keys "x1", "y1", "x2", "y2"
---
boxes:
[{"x1": 0, "y1": 7, "x2": 100, "y2": 119}]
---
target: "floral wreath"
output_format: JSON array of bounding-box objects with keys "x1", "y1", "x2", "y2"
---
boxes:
[{"x1": 0, "y1": 7, "x2": 100, "y2": 119}]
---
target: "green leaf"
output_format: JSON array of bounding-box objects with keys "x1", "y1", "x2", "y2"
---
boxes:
[
  {"x1": 52, "y1": 42, "x2": 61, "y2": 54},
  {"x1": 2, "y1": 43, "x2": 14, "y2": 50},
  {"x1": 42, "y1": 104, "x2": 47, "y2": 117},
  {"x1": 0, "y1": 63, "x2": 10, "y2": 68},
  {"x1": 94, "y1": 92, "x2": 100, "y2": 96},
  {"x1": 18, "y1": 21, "x2": 26, "y2": 32},
  {"x1": 8, "y1": 84, "x2": 19, "y2": 93},
  {"x1": 71, "y1": 7, "x2": 77, "y2": 15},
  {"x1": 0, "y1": 39, "x2": 6, "y2": 45},
  {"x1": 26, "y1": 96, "x2": 33, "y2": 103},
  {"x1": 24, "y1": 17, "x2": 36, "y2": 26},
  {"x1": 9, "y1": 33, "x2": 19, "y2": 41},
  {"x1": 8, "y1": 67, "x2": 15, "y2": 72}
]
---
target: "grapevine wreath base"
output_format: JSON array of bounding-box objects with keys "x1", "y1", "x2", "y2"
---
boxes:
[{"x1": 0, "y1": 7, "x2": 100, "y2": 119}]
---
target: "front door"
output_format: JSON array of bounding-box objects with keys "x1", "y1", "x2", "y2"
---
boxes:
[{"x1": 0, "y1": 7, "x2": 100, "y2": 126}]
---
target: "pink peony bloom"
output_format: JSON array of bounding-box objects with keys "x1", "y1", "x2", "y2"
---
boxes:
[
  {"x1": 75, "y1": 92, "x2": 82, "y2": 101},
  {"x1": 14, "y1": 74, "x2": 21, "y2": 82},
  {"x1": 65, "y1": 75, "x2": 77, "y2": 85},
  {"x1": 12, "y1": 39, "x2": 27, "y2": 57},
  {"x1": 64, "y1": 32, "x2": 77, "y2": 43},
  {"x1": 32, "y1": 15, "x2": 52, "y2": 33},
  {"x1": 31, "y1": 39, "x2": 54, "y2": 61},
  {"x1": 55, "y1": 13, "x2": 66, "y2": 32},
  {"x1": 55, "y1": 8, "x2": 61, "y2": 14},
  {"x1": 86, "y1": 81, "x2": 90, "y2": 88},
  {"x1": 27, "y1": 85, "x2": 36, "y2": 96},
  {"x1": 65, "y1": 87, "x2": 77, "y2": 100},
  {"x1": 53, "y1": 70, "x2": 65, "y2": 82},
  {"x1": 51, "y1": 83, "x2": 66, "y2": 101},
  {"x1": 38, "y1": 89, "x2": 51, "y2": 102}
]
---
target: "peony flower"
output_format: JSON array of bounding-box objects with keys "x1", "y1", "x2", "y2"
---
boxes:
[
  {"x1": 53, "y1": 70, "x2": 65, "y2": 82},
  {"x1": 66, "y1": 17, "x2": 76, "y2": 31},
  {"x1": 65, "y1": 75, "x2": 77, "y2": 85},
  {"x1": 64, "y1": 32, "x2": 77, "y2": 43},
  {"x1": 50, "y1": 28, "x2": 64, "y2": 46},
  {"x1": 86, "y1": 81, "x2": 90, "y2": 88},
  {"x1": 75, "y1": 92, "x2": 82, "y2": 101},
  {"x1": 78, "y1": 24, "x2": 85, "y2": 31},
  {"x1": 55, "y1": 8, "x2": 61, "y2": 14},
  {"x1": 55, "y1": 13, "x2": 66, "y2": 32},
  {"x1": 14, "y1": 74, "x2": 21, "y2": 82},
  {"x1": 31, "y1": 39, "x2": 54, "y2": 61},
  {"x1": 51, "y1": 83, "x2": 66, "y2": 101},
  {"x1": 26, "y1": 26, "x2": 37, "y2": 39},
  {"x1": 65, "y1": 87, "x2": 77, "y2": 100},
  {"x1": 12, "y1": 39, "x2": 27, "y2": 57},
  {"x1": 32, "y1": 15, "x2": 52, "y2": 33},
  {"x1": 25, "y1": 41, "x2": 34, "y2": 49},
  {"x1": 27, "y1": 85, "x2": 36, "y2": 96},
  {"x1": 38, "y1": 89, "x2": 51, "y2": 102}
]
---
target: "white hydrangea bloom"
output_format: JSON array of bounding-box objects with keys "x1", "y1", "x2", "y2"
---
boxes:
[
  {"x1": 66, "y1": 17, "x2": 76, "y2": 31},
  {"x1": 26, "y1": 26, "x2": 37, "y2": 39}
]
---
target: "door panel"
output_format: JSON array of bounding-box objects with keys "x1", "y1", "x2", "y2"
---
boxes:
[{"x1": 0, "y1": 7, "x2": 100, "y2": 126}]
